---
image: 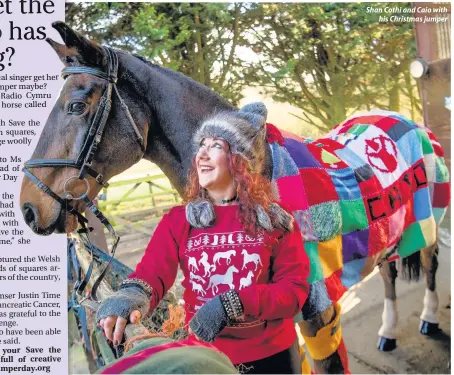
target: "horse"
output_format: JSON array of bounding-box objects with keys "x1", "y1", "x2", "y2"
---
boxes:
[
  {"x1": 207, "y1": 266, "x2": 239, "y2": 295},
  {"x1": 213, "y1": 250, "x2": 236, "y2": 265},
  {"x1": 19, "y1": 22, "x2": 450, "y2": 374},
  {"x1": 241, "y1": 249, "x2": 263, "y2": 271},
  {"x1": 239, "y1": 271, "x2": 255, "y2": 290},
  {"x1": 199, "y1": 251, "x2": 216, "y2": 277}
]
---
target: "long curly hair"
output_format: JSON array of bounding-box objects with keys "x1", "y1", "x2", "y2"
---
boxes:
[{"x1": 184, "y1": 151, "x2": 275, "y2": 236}]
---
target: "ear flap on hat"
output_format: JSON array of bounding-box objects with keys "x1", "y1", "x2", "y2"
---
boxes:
[
  {"x1": 269, "y1": 203, "x2": 294, "y2": 232},
  {"x1": 186, "y1": 200, "x2": 216, "y2": 228},
  {"x1": 253, "y1": 203, "x2": 294, "y2": 232},
  {"x1": 238, "y1": 102, "x2": 267, "y2": 131},
  {"x1": 254, "y1": 205, "x2": 274, "y2": 232}
]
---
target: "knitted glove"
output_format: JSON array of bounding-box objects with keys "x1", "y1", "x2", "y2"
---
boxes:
[
  {"x1": 189, "y1": 290, "x2": 243, "y2": 343},
  {"x1": 96, "y1": 280, "x2": 152, "y2": 324}
]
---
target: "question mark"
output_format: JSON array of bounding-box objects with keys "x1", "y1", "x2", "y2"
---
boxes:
[
  {"x1": 5, "y1": 47, "x2": 15, "y2": 66},
  {"x1": 0, "y1": 52, "x2": 5, "y2": 72}
]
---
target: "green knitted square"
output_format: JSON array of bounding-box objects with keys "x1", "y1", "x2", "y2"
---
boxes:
[
  {"x1": 433, "y1": 207, "x2": 447, "y2": 225},
  {"x1": 399, "y1": 222, "x2": 426, "y2": 258},
  {"x1": 347, "y1": 124, "x2": 368, "y2": 136},
  {"x1": 309, "y1": 201, "x2": 341, "y2": 241},
  {"x1": 435, "y1": 156, "x2": 449, "y2": 183},
  {"x1": 304, "y1": 242, "x2": 324, "y2": 284},
  {"x1": 416, "y1": 129, "x2": 434, "y2": 154},
  {"x1": 340, "y1": 199, "x2": 369, "y2": 233}
]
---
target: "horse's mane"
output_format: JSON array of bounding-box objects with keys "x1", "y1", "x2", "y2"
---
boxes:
[{"x1": 125, "y1": 52, "x2": 233, "y2": 108}]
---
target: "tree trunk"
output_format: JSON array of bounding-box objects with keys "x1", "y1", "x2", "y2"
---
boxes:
[
  {"x1": 388, "y1": 67, "x2": 401, "y2": 112},
  {"x1": 388, "y1": 84, "x2": 400, "y2": 112},
  {"x1": 193, "y1": 10, "x2": 206, "y2": 85},
  {"x1": 404, "y1": 69, "x2": 417, "y2": 119},
  {"x1": 330, "y1": 76, "x2": 347, "y2": 126}
]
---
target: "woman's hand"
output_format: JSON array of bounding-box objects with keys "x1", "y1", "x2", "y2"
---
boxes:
[
  {"x1": 188, "y1": 291, "x2": 243, "y2": 343},
  {"x1": 96, "y1": 285, "x2": 151, "y2": 346},
  {"x1": 99, "y1": 310, "x2": 141, "y2": 346}
]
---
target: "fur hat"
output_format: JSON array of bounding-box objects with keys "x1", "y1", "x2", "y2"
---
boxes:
[
  {"x1": 193, "y1": 102, "x2": 268, "y2": 173},
  {"x1": 186, "y1": 102, "x2": 294, "y2": 233}
]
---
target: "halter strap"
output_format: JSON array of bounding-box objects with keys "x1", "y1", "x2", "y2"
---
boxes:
[
  {"x1": 23, "y1": 169, "x2": 88, "y2": 225},
  {"x1": 62, "y1": 66, "x2": 112, "y2": 82}
]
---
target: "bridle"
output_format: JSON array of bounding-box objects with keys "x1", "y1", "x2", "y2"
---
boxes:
[{"x1": 22, "y1": 47, "x2": 145, "y2": 303}]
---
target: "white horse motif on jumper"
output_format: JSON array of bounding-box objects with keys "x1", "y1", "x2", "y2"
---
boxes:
[
  {"x1": 188, "y1": 256, "x2": 199, "y2": 272},
  {"x1": 213, "y1": 250, "x2": 236, "y2": 265},
  {"x1": 190, "y1": 280, "x2": 206, "y2": 296},
  {"x1": 241, "y1": 249, "x2": 263, "y2": 271},
  {"x1": 190, "y1": 272, "x2": 205, "y2": 284},
  {"x1": 239, "y1": 270, "x2": 254, "y2": 290},
  {"x1": 199, "y1": 252, "x2": 216, "y2": 277},
  {"x1": 207, "y1": 266, "x2": 239, "y2": 294}
]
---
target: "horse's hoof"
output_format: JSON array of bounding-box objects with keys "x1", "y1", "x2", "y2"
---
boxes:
[
  {"x1": 377, "y1": 336, "x2": 397, "y2": 351},
  {"x1": 419, "y1": 320, "x2": 440, "y2": 335}
]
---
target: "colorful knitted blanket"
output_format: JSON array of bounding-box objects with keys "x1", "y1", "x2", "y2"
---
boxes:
[
  {"x1": 98, "y1": 337, "x2": 238, "y2": 374},
  {"x1": 266, "y1": 110, "x2": 450, "y2": 318}
]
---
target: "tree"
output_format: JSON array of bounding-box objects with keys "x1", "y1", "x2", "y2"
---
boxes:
[
  {"x1": 65, "y1": 3, "x2": 421, "y2": 129},
  {"x1": 242, "y1": 3, "x2": 420, "y2": 129},
  {"x1": 66, "y1": 2, "x2": 252, "y2": 105}
]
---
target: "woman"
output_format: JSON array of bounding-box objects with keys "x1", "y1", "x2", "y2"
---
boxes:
[{"x1": 97, "y1": 102, "x2": 310, "y2": 374}]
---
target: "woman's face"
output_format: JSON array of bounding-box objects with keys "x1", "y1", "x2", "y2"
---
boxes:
[{"x1": 196, "y1": 137, "x2": 233, "y2": 191}]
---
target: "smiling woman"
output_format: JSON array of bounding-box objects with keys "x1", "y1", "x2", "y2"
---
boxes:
[
  {"x1": 195, "y1": 138, "x2": 234, "y2": 197},
  {"x1": 96, "y1": 103, "x2": 311, "y2": 374}
]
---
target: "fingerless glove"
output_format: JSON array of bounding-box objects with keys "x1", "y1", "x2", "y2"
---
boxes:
[
  {"x1": 189, "y1": 290, "x2": 244, "y2": 343},
  {"x1": 96, "y1": 278, "x2": 152, "y2": 323}
]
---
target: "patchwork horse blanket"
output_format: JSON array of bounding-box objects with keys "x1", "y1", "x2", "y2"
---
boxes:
[
  {"x1": 266, "y1": 110, "x2": 450, "y2": 318},
  {"x1": 98, "y1": 337, "x2": 237, "y2": 374}
]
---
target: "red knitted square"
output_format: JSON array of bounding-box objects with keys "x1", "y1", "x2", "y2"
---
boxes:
[
  {"x1": 338, "y1": 115, "x2": 392, "y2": 133},
  {"x1": 428, "y1": 131, "x2": 444, "y2": 157},
  {"x1": 300, "y1": 168, "x2": 339, "y2": 206},
  {"x1": 432, "y1": 182, "x2": 450, "y2": 208},
  {"x1": 306, "y1": 143, "x2": 349, "y2": 170},
  {"x1": 358, "y1": 175, "x2": 382, "y2": 198},
  {"x1": 275, "y1": 175, "x2": 309, "y2": 211},
  {"x1": 376, "y1": 116, "x2": 400, "y2": 132},
  {"x1": 325, "y1": 270, "x2": 347, "y2": 303},
  {"x1": 364, "y1": 194, "x2": 387, "y2": 223},
  {"x1": 368, "y1": 216, "x2": 389, "y2": 256},
  {"x1": 403, "y1": 197, "x2": 416, "y2": 230}
]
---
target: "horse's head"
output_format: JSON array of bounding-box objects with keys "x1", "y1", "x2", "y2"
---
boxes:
[{"x1": 20, "y1": 22, "x2": 149, "y2": 235}]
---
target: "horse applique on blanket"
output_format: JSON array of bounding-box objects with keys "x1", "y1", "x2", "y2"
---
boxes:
[{"x1": 266, "y1": 110, "x2": 450, "y2": 312}]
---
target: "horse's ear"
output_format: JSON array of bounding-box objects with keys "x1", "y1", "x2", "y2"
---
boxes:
[
  {"x1": 49, "y1": 21, "x2": 106, "y2": 68},
  {"x1": 46, "y1": 38, "x2": 78, "y2": 66}
]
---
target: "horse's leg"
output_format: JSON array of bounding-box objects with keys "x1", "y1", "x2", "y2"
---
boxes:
[
  {"x1": 377, "y1": 260, "x2": 398, "y2": 351},
  {"x1": 298, "y1": 302, "x2": 349, "y2": 374},
  {"x1": 419, "y1": 243, "x2": 440, "y2": 335}
]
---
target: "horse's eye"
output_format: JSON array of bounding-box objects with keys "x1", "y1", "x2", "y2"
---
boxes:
[{"x1": 68, "y1": 101, "x2": 87, "y2": 115}]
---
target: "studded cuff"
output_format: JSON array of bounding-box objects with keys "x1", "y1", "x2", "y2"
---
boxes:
[
  {"x1": 220, "y1": 290, "x2": 244, "y2": 322},
  {"x1": 120, "y1": 278, "x2": 153, "y2": 299}
]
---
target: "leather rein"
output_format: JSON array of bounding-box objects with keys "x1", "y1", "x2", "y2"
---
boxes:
[{"x1": 22, "y1": 47, "x2": 145, "y2": 304}]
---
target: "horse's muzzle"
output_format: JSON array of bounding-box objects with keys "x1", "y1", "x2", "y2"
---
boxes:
[{"x1": 21, "y1": 202, "x2": 65, "y2": 235}]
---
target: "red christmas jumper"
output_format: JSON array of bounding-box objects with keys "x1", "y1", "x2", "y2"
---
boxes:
[{"x1": 129, "y1": 205, "x2": 310, "y2": 364}]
